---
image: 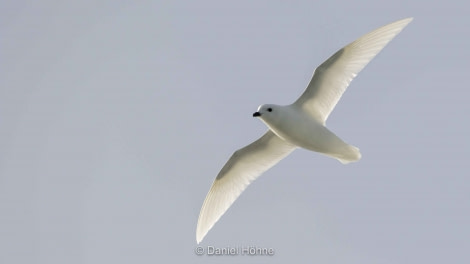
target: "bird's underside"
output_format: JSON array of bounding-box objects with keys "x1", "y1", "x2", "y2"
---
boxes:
[{"x1": 196, "y1": 17, "x2": 413, "y2": 244}]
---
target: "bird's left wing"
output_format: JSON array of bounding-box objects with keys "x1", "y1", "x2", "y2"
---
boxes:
[
  {"x1": 196, "y1": 130, "x2": 296, "y2": 243},
  {"x1": 293, "y1": 18, "x2": 412, "y2": 124}
]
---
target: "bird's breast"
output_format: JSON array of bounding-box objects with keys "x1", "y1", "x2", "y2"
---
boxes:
[{"x1": 263, "y1": 108, "x2": 346, "y2": 153}]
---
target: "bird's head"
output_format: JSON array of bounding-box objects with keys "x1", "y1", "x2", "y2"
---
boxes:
[{"x1": 253, "y1": 104, "x2": 283, "y2": 123}]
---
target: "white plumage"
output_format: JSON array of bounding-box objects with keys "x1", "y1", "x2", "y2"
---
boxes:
[{"x1": 196, "y1": 18, "x2": 413, "y2": 244}]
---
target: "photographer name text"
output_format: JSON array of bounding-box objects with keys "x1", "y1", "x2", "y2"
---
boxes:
[{"x1": 195, "y1": 245, "x2": 275, "y2": 256}]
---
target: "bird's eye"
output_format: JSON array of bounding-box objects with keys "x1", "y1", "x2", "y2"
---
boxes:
[{"x1": 267, "y1": 108, "x2": 272, "y2": 112}]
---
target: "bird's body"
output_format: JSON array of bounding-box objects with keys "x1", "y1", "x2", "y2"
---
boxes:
[
  {"x1": 256, "y1": 104, "x2": 360, "y2": 163},
  {"x1": 196, "y1": 18, "x2": 413, "y2": 244}
]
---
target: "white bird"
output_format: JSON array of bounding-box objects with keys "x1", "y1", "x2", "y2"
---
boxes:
[{"x1": 196, "y1": 18, "x2": 413, "y2": 244}]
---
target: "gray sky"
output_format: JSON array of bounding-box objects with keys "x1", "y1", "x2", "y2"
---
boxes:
[{"x1": 1, "y1": 1, "x2": 469, "y2": 263}]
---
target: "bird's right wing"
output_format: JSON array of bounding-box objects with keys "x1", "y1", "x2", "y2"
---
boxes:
[
  {"x1": 196, "y1": 130, "x2": 296, "y2": 244},
  {"x1": 294, "y1": 18, "x2": 413, "y2": 124}
]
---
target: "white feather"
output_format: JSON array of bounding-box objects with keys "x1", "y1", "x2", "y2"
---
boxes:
[
  {"x1": 196, "y1": 131, "x2": 295, "y2": 243},
  {"x1": 196, "y1": 18, "x2": 413, "y2": 243},
  {"x1": 294, "y1": 18, "x2": 413, "y2": 124}
]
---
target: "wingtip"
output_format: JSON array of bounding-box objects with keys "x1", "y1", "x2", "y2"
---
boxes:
[
  {"x1": 196, "y1": 228, "x2": 204, "y2": 244},
  {"x1": 196, "y1": 220, "x2": 210, "y2": 244},
  {"x1": 196, "y1": 232, "x2": 204, "y2": 244},
  {"x1": 399, "y1": 17, "x2": 414, "y2": 26},
  {"x1": 387, "y1": 17, "x2": 413, "y2": 28}
]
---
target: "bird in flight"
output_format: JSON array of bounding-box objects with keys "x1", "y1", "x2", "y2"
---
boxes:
[{"x1": 196, "y1": 18, "x2": 413, "y2": 244}]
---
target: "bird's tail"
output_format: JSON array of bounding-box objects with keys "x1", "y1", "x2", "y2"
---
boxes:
[{"x1": 336, "y1": 145, "x2": 361, "y2": 164}]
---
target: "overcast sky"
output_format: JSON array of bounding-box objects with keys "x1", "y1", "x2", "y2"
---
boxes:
[{"x1": 1, "y1": 1, "x2": 469, "y2": 263}]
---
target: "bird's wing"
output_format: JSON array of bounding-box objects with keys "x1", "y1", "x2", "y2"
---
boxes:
[
  {"x1": 196, "y1": 130, "x2": 296, "y2": 243},
  {"x1": 293, "y1": 18, "x2": 412, "y2": 124}
]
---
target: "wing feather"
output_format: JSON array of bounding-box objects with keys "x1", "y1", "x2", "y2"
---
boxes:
[
  {"x1": 196, "y1": 131, "x2": 296, "y2": 243},
  {"x1": 294, "y1": 18, "x2": 413, "y2": 124}
]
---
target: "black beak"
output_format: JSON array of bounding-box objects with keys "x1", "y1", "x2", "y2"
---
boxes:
[{"x1": 253, "y1": 112, "x2": 261, "y2": 117}]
